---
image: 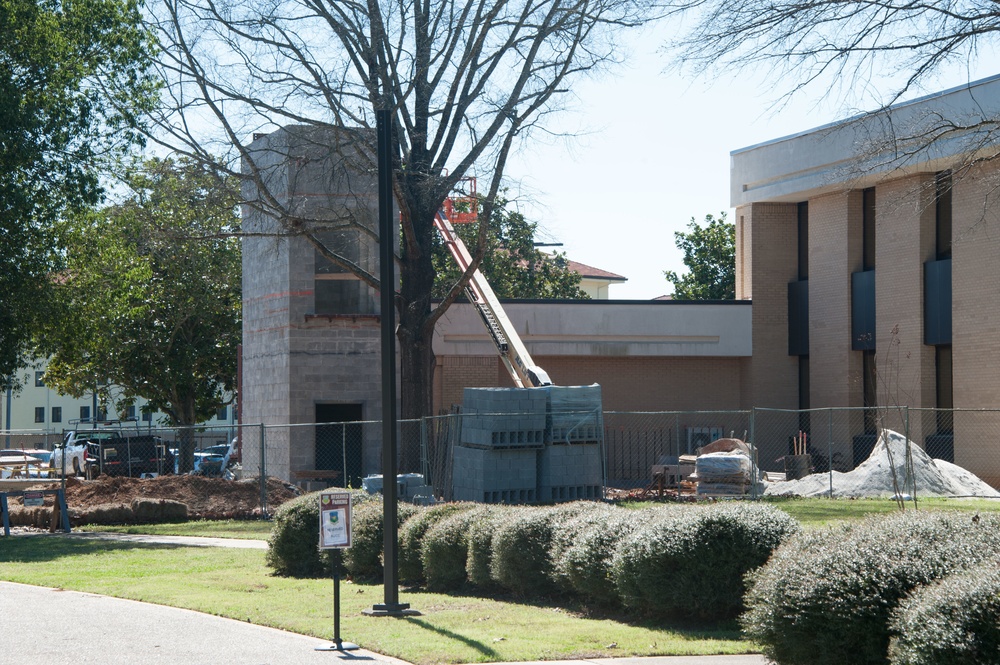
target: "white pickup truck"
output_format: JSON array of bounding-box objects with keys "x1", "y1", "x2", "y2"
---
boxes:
[
  {"x1": 50, "y1": 420, "x2": 172, "y2": 478},
  {"x1": 49, "y1": 428, "x2": 98, "y2": 476}
]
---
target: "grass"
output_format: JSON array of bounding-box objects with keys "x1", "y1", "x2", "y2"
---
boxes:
[
  {"x1": 760, "y1": 496, "x2": 1000, "y2": 527},
  {"x1": 0, "y1": 537, "x2": 750, "y2": 664},
  {"x1": 76, "y1": 518, "x2": 273, "y2": 540},
  {"x1": 11, "y1": 496, "x2": 998, "y2": 663}
]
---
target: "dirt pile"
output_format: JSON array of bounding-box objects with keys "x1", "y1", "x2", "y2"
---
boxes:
[{"x1": 15, "y1": 474, "x2": 301, "y2": 521}]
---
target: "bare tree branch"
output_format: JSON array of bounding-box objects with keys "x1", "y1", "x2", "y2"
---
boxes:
[{"x1": 145, "y1": 0, "x2": 662, "y2": 417}]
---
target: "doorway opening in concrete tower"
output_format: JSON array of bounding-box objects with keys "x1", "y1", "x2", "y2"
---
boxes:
[{"x1": 315, "y1": 404, "x2": 364, "y2": 488}]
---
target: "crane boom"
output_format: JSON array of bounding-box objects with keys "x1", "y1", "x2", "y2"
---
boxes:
[{"x1": 434, "y1": 209, "x2": 552, "y2": 388}]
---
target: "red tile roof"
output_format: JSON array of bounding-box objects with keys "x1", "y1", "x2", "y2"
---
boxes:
[{"x1": 565, "y1": 259, "x2": 627, "y2": 282}]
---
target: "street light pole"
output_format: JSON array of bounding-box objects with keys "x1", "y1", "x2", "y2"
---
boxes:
[{"x1": 365, "y1": 108, "x2": 417, "y2": 617}]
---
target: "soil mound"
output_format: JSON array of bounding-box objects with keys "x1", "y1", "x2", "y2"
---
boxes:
[{"x1": 60, "y1": 474, "x2": 300, "y2": 519}]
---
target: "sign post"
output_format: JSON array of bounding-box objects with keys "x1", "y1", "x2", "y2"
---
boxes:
[{"x1": 315, "y1": 491, "x2": 359, "y2": 652}]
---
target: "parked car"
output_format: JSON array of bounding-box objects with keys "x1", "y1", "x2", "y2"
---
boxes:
[{"x1": 194, "y1": 439, "x2": 236, "y2": 477}]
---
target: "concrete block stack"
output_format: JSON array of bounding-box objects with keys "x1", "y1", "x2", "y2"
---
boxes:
[
  {"x1": 547, "y1": 384, "x2": 604, "y2": 443},
  {"x1": 452, "y1": 445, "x2": 538, "y2": 504},
  {"x1": 537, "y1": 441, "x2": 603, "y2": 502},
  {"x1": 453, "y1": 384, "x2": 604, "y2": 504},
  {"x1": 460, "y1": 387, "x2": 547, "y2": 448}
]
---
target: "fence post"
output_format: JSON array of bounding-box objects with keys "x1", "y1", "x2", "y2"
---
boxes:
[
  {"x1": 259, "y1": 423, "x2": 268, "y2": 518},
  {"x1": 420, "y1": 418, "x2": 430, "y2": 485},
  {"x1": 828, "y1": 408, "x2": 834, "y2": 499},
  {"x1": 747, "y1": 409, "x2": 756, "y2": 500},
  {"x1": 905, "y1": 406, "x2": 917, "y2": 505},
  {"x1": 342, "y1": 424, "x2": 348, "y2": 489}
]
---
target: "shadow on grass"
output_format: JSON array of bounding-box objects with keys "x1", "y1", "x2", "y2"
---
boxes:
[
  {"x1": 400, "y1": 616, "x2": 500, "y2": 659},
  {"x1": 401, "y1": 586, "x2": 743, "y2": 641},
  {"x1": 0, "y1": 535, "x2": 185, "y2": 563}
]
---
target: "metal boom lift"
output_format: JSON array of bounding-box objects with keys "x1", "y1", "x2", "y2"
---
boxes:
[{"x1": 434, "y1": 186, "x2": 553, "y2": 389}]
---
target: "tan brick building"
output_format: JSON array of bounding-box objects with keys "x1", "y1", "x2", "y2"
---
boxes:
[
  {"x1": 239, "y1": 77, "x2": 1000, "y2": 488},
  {"x1": 731, "y1": 75, "x2": 1000, "y2": 485}
]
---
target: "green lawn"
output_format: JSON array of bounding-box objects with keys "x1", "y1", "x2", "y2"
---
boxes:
[
  {"x1": 0, "y1": 537, "x2": 750, "y2": 665},
  {"x1": 11, "y1": 496, "x2": 999, "y2": 664},
  {"x1": 760, "y1": 496, "x2": 1000, "y2": 527},
  {"x1": 76, "y1": 518, "x2": 273, "y2": 540}
]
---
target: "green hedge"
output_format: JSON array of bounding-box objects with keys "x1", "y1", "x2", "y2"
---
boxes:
[
  {"x1": 397, "y1": 503, "x2": 474, "y2": 583},
  {"x1": 889, "y1": 561, "x2": 1000, "y2": 665},
  {"x1": 489, "y1": 507, "x2": 550, "y2": 595},
  {"x1": 465, "y1": 507, "x2": 501, "y2": 588},
  {"x1": 547, "y1": 502, "x2": 618, "y2": 590},
  {"x1": 555, "y1": 505, "x2": 655, "y2": 604},
  {"x1": 342, "y1": 499, "x2": 420, "y2": 580},
  {"x1": 421, "y1": 506, "x2": 493, "y2": 592},
  {"x1": 266, "y1": 491, "x2": 376, "y2": 577},
  {"x1": 742, "y1": 511, "x2": 1000, "y2": 665},
  {"x1": 613, "y1": 502, "x2": 798, "y2": 621}
]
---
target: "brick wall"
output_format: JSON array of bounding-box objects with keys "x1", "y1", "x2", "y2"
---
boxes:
[
  {"x1": 741, "y1": 202, "x2": 800, "y2": 409},
  {"x1": 951, "y1": 162, "x2": 1000, "y2": 486},
  {"x1": 808, "y1": 191, "x2": 863, "y2": 409},
  {"x1": 874, "y1": 174, "x2": 937, "y2": 442},
  {"x1": 435, "y1": 354, "x2": 745, "y2": 412}
]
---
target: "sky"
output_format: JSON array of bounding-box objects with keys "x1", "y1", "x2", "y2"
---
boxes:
[{"x1": 500, "y1": 27, "x2": 999, "y2": 300}]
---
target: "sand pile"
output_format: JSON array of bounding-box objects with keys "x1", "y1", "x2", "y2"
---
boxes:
[{"x1": 765, "y1": 429, "x2": 1000, "y2": 498}]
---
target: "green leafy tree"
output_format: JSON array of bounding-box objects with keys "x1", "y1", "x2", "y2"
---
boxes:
[
  {"x1": 432, "y1": 197, "x2": 588, "y2": 300},
  {"x1": 0, "y1": 0, "x2": 157, "y2": 386},
  {"x1": 37, "y1": 158, "x2": 241, "y2": 471},
  {"x1": 664, "y1": 212, "x2": 735, "y2": 300}
]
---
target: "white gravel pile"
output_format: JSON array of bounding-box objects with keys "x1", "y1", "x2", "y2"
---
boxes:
[{"x1": 765, "y1": 429, "x2": 1000, "y2": 498}]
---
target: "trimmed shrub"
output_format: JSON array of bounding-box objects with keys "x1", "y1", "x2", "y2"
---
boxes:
[
  {"x1": 266, "y1": 490, "x2": 372, "y2": 578},
  {"x1": 556, "y1": 506, "x2": 655, "y2": 604},
  {"x1": 343, "y1": 499, "x2": 420, "y2": 580},
  {"x1": 421, "y1": 506, "x2": 492, "y2": 592},
  {"x1": 490, "y1": 506, "x2": 561, "y2": 596},
  {"x1": 398, "y1": 502, "x2": 474, "y2": 583},
  {"x1": 547, "y1": 502, "x2": 617, "y2": 577},
  {"x1": 465, "y1": 507, "x2": 501, "y2": 588},
  {"x1": 742, "y1": 511, "x2": 1000, "y2": 665},
  {"x1": 889, "y1": 561, "x2": 1000, "y2": 665},
  {"x1": 612, "y1": 502, "x2": 798, "y2": 621}
]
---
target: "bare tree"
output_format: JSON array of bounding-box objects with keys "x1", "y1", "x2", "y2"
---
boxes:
[
  {"x1": 668, "y1": 0, "x2": 1000, "y2": 176},
  {"x1": 145, "y1": 0, "x2": 659, "y2": 419}
]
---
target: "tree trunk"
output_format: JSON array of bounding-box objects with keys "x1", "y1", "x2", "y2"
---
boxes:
[
  {"x1": 396, "y1": 201, "x2": 438, "y2": 470},
  {"x1": 175, "y1": 399, "x2": 199, "y2": 474}
]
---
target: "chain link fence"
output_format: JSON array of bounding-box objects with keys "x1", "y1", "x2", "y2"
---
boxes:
[{"x1": 6, "y1": 407, "x2": 998, "y2": 515}]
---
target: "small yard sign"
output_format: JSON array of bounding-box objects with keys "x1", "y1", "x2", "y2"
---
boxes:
[
  {"x1": 319, "y1": 491, "x2": 352, "y2": 549},
  {"x1": 23, "y1": 492, "x2": 44, "y2": 507}
]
